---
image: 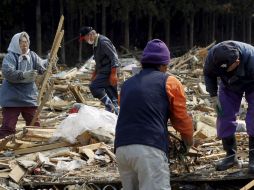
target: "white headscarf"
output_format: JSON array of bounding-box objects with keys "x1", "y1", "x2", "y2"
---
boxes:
[{"x1": 7, "y1": 32, "x2": 31, "y2": 62}]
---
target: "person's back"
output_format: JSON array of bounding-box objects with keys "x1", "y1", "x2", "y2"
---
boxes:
[
  {"x1": 115, "y1": 68, "x2": 170, "y2": 154},
  {"x1": 115, "y1": 39, "x2": 193, "y2": 190}
]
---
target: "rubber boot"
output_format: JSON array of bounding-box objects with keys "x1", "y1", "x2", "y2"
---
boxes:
[
  {"x1": 248, "y1": 136, "x2": 254, "y2": 174},
  {"x1": 215, "y1": 135, "x2": 239, "y2": 171},
  {"x1": 100, "y1": 94, "x2": 117, "y2": 114},
  {"x1": 112, "y1": 99, "x2": 119, "y2": 115}
]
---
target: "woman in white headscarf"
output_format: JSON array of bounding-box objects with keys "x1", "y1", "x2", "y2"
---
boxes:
[{"x1": 0, "y1": 32, "x2": 48, "y2": 139}]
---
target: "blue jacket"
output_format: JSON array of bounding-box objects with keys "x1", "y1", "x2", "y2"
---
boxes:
[
  {"x1": 204, "y1": 41, "x2": 254, "y2": 96},
  {"x1": 114, "y1": 68, "x2": 170, "y2": 154}
]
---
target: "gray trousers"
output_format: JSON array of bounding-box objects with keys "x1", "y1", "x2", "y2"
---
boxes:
[{"x1": 116, "y1": 144, "x2": 171, "y2": 190}]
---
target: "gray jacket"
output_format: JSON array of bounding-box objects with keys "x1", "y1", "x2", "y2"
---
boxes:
[
  {"x1": 0, "y1": 32, "x2": 47, "y2": 107},
  {"x1": 93, "y1": 34, "x2": 119, "y2": 74}
]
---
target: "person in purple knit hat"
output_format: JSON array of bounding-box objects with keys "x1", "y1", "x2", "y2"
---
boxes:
[
  {"x1": 204, "y1": 40, "x2": 254, "y2": 173},
  {"x1": 115, "y1": 39, "x2": 193, "y2": 190}
]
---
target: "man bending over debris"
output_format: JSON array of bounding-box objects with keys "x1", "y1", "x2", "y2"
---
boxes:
[
  {"x1": 204, "y1": 41, "x2": 254, "y2": 173},
  {"x1": 114, "y1": 39, "x2": 193, "y2": 190},
  {"x1": 79, "y1": 26, "x2": 119, "y2": 115},
  {"x1": 0, "y1": 32, "x2": 48, "y2": 139}
]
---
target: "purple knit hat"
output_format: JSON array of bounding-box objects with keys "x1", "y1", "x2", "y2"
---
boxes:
[{"x1": 141, "y1": 39, "x2": 170, "y2": 65}]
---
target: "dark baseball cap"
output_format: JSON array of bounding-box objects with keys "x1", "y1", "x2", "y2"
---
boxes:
[
  {"x1": 213, "y1": 41, "x2": 239, "y2": 67},
  {"x1": 80, "y1": 26, "x2": 93, "y2": 37}
]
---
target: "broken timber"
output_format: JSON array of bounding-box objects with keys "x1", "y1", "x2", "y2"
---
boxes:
[{"x1": 30, "y1": 15, "x2": 64, "y2": 125}]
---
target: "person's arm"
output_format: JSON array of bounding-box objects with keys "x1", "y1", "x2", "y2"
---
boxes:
[
  {"x1": 32, "y1": 51, "x2": 48, "y2": 75},
  {"x1": 101, "y1": 40, "x2": 119, "y2": 68},
  {"x1": 102, "y1": 40, "x2": 119, "y2": 85},
  {"x1": 203, "y1": 52, "x2": 218, "y2": 97},
  {"x1": 166, "y1": 76, "x2": 193, "y2": 146},
  {"x1": 2, "y1": 54, "x2": 24, "y2": 83}
]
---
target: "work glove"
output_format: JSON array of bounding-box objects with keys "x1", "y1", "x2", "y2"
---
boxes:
[
  {"x1": 22, "y1": 70, "x2": 38, "y2": 83},
  {"x1": 91, "y1": 71, "x2": 97, "y2": 81},
  {"x1": 211, "y1": 96, "x2": 223, "y2": 116},
  {"x1": 52, "y1": 66, "x2": 58, "y2": 74},
  {"x1": 179, "y1": 139, "x2": 193, "y2": 155},
  {"x1": 109, "y1": 67, "x2": 118, "y2": 86}
]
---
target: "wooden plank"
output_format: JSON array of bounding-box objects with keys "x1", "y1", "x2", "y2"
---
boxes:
[
  {"x1": 30, "y1": 83, "x2": 54, "y2": 126},
  {"x1": 200, "y1": 152, "x2": 226, "y2": 159},
  {"x1": 101, "y1": 147, "x2": 116, "y2": 162},
  {"x1": 0, "y1": 172, "x2": 9, "y2": 178},
  {"x1": 69, "y1": 84, "x2": 86, "y2": 104},
  {"x1": 78, "y1": 143, "x2": 103, "y2": 153},
  {"x1": 82, "y1": 148, "x2": 95, "y2": 162},
  {"x1": 0, "y1": 162, "x2": 9, "y2": 169},
  {"x1": 14, "y1": 142, "x2": 70, "y2": 155},
  {"x1": 38, "y1": 15, "x2": 64, "y2": 104},
  {"x1": 8, "y1": 165, "x2": 26, "y2": 183},
  {"x1": 240, "y1": 179, "x2": 254, "y2": 190}
]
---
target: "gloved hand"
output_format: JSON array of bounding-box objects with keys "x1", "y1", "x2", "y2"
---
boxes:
[
  {"x1": 23, "y1": 70, "x2": 38, "y2": 83},
  {"x1": 109, "y1": 67, "x2": 118, "y2": 86},
  {"x1": 211, "y1": 96, "x2": 223, "y2": 116},
  {"x1": 52, "y1": 66, "x2": 58, "y2": 74},
  {"x1": 91, "y1": 71, "x2": 97, "y2": 81},
  {"x1": 180, "y1": 139, "x2": 193, "y2": 155}
]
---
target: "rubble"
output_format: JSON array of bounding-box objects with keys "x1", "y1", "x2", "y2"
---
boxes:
[{"x1": 0, "y1": 42, "x2": 253, "y2": 189}]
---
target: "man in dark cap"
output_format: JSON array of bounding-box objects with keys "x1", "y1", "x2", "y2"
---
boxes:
[
  {"x1": 79, "y1": 26, "x2": 119, "y2": 114},
  {"x1": 115, "y1": 39, "x2": 193, "y2": 189},
  {"x1": 204, "y1": 40, "x2": 254, "y2": 173}
]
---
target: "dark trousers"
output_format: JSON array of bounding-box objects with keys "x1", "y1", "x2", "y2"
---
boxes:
[
  {"x1": 89, "y1": 73, "x2": 118, "y2": 101},
  {"x1": 0, "y1": 107, "x2": 39, "y2": 139},
  {"x1": 217, "y1": 85, "x2": 254, "y2": 138}
]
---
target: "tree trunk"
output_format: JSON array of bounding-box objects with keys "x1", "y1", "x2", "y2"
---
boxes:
[
  {"x1": 211, "y1": 12, "x2": 216, "y2": 42},
  {"x1": 124, "y1": 10, "x2": 129, "y2": 49},
  {"x1": 189, "y1": 13, "x2": 194, "y2": 48},
  {"x1": 79, "y1": 8, "x2": 83, "y2": 63},
  {"x1": 36, "y1": 0, "x2": 42, "y2": 55},
  {"x1": 102, "y1": 2, "x2": 106, "y2": 35},
  {"x1": 226, "y1": 14, "x2": 230, "y2": 40},
  {"x1": 183, "y1": 20, "x2": 188, "y2": 49},
  {"x1": 204, "y1": 12, "x2": 208, "y2": 45},
  {"x1": 221, "y1": 14, "x2": 224, "y2": 41},
  {"x1": 243, "y1": 15, "x2": 246, "y2": 42},
  {"x1": 246, "y1": 14, "x2": 252, "y2": 44},
  {"x1": 60, "y1": 0, "x2": 65, "y2": 65},
  {"x1": 231, "y1": 14, "x2": 234, "y2": 40},
  {"x1": 148, "y1": 15, "x2": 152, "y2": 41},
  {"x1": 165, "y1": 18, "x2": 170, "y2": 47},
  {"x1": 94, "y1": 9, "x2": 97, "y2": 30}
]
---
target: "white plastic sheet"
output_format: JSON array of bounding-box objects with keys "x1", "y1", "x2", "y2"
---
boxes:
[{"x1": 51, "y1": 105, "x2": 117, "y2": 144}]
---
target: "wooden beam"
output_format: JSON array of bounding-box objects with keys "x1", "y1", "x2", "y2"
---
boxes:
[
  {"x1": 38, "y1": 15, "x2": 64, "y2": 104},
  {"x1": 30, "y1": 83, "x2": 54, "y2": 126},
  {"x1": 14, "y1": 142, "x2": 70, "y2": 155},
  {"x1": 240, "y1": 179, "x2": 254, "y2": 190},
  {"x1": 78, "y1": 143, "x2": 103, "y2": 153}
]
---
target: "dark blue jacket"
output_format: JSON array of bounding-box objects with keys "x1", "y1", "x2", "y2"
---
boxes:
[
  {"x1": 114, "y1": 68, "x2": 170, "y2": 154},
  {"x1": 204, "y1": 41, "x2": 254, "y2": 96},
  {"x1": 93, "y1": 34, "x2": 119, "y2": 74}
]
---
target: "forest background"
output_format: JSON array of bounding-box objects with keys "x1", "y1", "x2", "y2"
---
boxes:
[{"x1": 0, "y1": 0, "x2": 253, "y2": 66}]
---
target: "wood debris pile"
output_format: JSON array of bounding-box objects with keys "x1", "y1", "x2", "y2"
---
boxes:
[{"x1": 0, "y1": 42, "x2": 252, "y2": 189}]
